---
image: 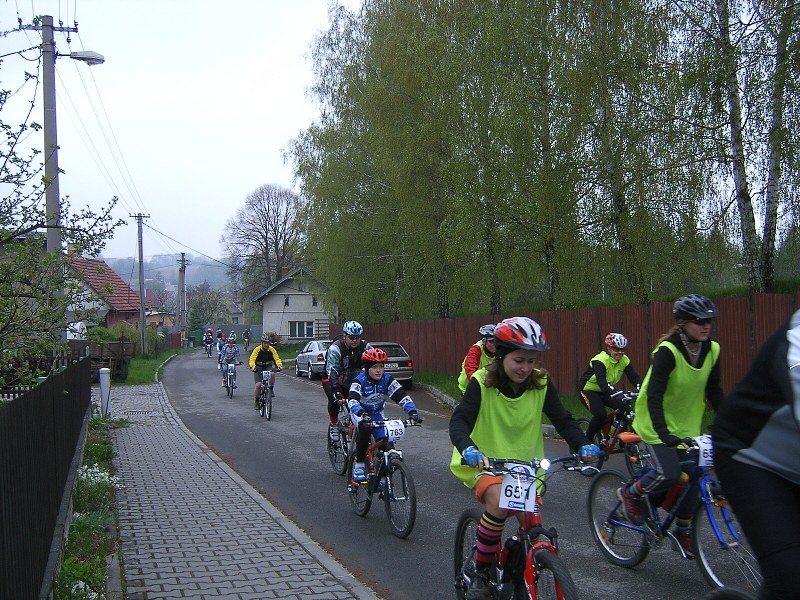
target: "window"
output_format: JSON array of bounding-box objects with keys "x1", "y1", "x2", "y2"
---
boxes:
[
  {"x1": 312, "y1": 296, "x2": 318, "y2": 307},
  {"x1": 289, "y1": 321, "x2": 314, "y2": 338},
  {"x1": 284, "y1": 295, "x2": 290, "y2": 307}
]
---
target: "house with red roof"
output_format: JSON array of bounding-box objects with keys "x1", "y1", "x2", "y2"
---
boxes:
[{"x1": 68, "y1": 256, "x2": 141, "y2": 329}]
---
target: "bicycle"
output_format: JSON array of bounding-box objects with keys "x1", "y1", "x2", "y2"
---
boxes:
[
  {"x1": 587, "y1": 435, "x2": 762, "y2": 593},
  {"x1": 454, "y1": 455, "x2": 595, "y2": 600},
  {"x1": 327, "y1": 393, "x2": 352, "y2": 475},
  {"x1": 256, "y1": 368, "x2": 274, "y2": 420},
  {"x1": 204, "y1": 339, "x2": 214, "y2": 357},
  {"x1": 576, "y1": 391, "x2": 650, "y2": 477},
  {"x1": 346, "y1": 418, "x2": 419, "y2": 538},
  {"x1": 223, "y1": 361, "x2": 242, "y2": 398}
]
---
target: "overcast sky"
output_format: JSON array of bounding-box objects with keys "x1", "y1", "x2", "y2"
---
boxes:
[{"x1": 1, "y1": 0, "x2": 355, "y2": 261}]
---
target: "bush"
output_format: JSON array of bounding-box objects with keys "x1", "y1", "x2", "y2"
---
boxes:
[{"x1": 85, "y1": 327, "x2": 116, "y2": 342}]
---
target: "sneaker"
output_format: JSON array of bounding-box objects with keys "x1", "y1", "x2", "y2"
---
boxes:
[
  {"x1": 269, "y1": 387, "x2": 274, "y2": 397},
  {"x1": 254, "y1": 400, "x2": 260, "y2": 410},
  {"x1": 673, "y1": 529, "x2": 695, "y2": 559},
  {"x1": 466, "y1": 569, "x2": 493, "y2": 600},
  {"x1": 352, "y1": 462, "x2": 367, "y2": 483},
  {"x1": 221, "y1": 381, "x2": 225, "y2": 387},
  {"x1": 233, "y1": 384, "x2": 237, "y2": 389},
  {"x1": 617, "y1": 486, "x2": 644, "y2": 525}
]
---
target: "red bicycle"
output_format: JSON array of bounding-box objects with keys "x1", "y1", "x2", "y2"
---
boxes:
[
  {"x1": 577, "y1": 391, "x2": 650, "y2": 477},
  {"x1": 454, "y1": 456, "x2": 595, "y2": 600}
]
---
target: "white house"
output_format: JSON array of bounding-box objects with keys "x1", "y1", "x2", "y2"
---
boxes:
[{"x1": 251, "y1": 267, "x2": 336, "y2": 342}]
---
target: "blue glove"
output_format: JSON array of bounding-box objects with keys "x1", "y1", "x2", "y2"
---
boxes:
[
  {"x1": 580, "y1": 444, "x2": 601, "y2": 460},
  {"x1": 462, "y1": 446, "x2": 485, "y2": 468}
]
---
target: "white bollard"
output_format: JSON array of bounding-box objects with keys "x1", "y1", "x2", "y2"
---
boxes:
[{"x1": 99, "y1": 367, "x2": 111, "y2": 418}]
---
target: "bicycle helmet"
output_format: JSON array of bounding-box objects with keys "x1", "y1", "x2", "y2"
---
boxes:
[
  {"x1": 261, "y1": 333, "x2": 271, "y2": 343},
  {"x1": 343, "y1": 320, "x2": 363, "y2": 336},
  {"x1": 494, "y1": 316, "x2": 550, "y2": 355},
  {"x1": 362, "y1": 348, "x2": 388, "y2": 364},
  {"x1": 226, "y1": 337, "x2": 235, "y2": 344},
  {"x1": 605, "y1": 333, "x2": 628, "y2": 349},
  {"x1": 478, "y1": 324, "x2": 496, "y2": 340},
  {"x1": 673, "y1": 294, "x2": 719, "y2": 320}
]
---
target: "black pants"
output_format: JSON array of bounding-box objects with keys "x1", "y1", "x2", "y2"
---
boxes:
[
  {"x1": 715, "y1": 447, "x2": 800, "y2": 600},
  {"x1": 637, "y1": 444, "x2": 699, "y2": 518},
  {"x1": 582, "y1": 390, "x2": 624, "y2": 441}
]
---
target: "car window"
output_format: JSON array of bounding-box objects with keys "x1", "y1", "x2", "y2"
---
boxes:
[
  {"x1": 374, "y1": 344, "x2": 406, "y2": 358},
  {"x1": 303, "y1": 343, "x2": 312, "y2": 352},
  {"x1": 319, "y1": 341, "x2": 331, "y2": 351}
]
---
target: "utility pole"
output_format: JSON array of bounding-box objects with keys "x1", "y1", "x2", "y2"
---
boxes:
[
  {"x1": 131, "y1": 213, "x2": 149, "y2": 356},
  {"x1": 177, "y1": 253, "x2": 190, "y2": 344}
]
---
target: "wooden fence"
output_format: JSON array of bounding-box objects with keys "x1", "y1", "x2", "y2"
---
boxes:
[{"x1": 362, "y1": 293, "x2": 799, "y2": 394}]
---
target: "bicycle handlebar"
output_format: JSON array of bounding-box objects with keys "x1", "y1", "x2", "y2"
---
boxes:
[{"x1": 360, "y1": 418, "x2": 422, "y2": 428}]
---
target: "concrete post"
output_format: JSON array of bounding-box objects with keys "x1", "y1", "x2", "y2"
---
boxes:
[{"x1": 99, "y1": 368, "x2": 111, "y2": 418}]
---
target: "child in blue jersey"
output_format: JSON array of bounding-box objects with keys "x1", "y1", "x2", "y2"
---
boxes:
[{"x1": 348, "y1": 347, "x2": 423, "y2": 482}]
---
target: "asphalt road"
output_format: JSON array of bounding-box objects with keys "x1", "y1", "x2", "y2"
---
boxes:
[{"x1": 163, "y1": 349, "x2": 717, "y2": 600}]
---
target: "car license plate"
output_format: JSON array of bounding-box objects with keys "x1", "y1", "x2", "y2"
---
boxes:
[{"x1": 386, "y1": 362, "x2": 398, "y2": 369}]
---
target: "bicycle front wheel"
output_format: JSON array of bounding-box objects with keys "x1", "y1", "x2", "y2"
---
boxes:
[
  {"x1": 383, "y1": 458, "x2": 417, "y2": 539},
  {"x1": 346, "y1": 452, "x2": 372, "y2": 517},
  {"x1": 327, "y1": 425, "x2": 348, "y2": 475},
  {"x1": 587, "y1": 470, "x2": 649, "y2": 567},
  {"x1": 259, "y1": 392, "x2": 267, "y2": 419},
  {"x1": 624, "y1": 441, "x2": 651, "y2": 478},
  {"x1": 531, "y1": 549, "x2": 579, "y2": 600},
  {"x1": 454, "y1": 509, "x2": 495, "y2": 600},
  {"x1": 692, "y1": 495, "x2": 762, "y2": 592},
  {"x1": 265, "y1": 393, "x2": 273, "y2": 421}
]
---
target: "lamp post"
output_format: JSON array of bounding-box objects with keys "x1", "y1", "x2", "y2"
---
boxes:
[{"x1": 40, "y1": 15, "x2": 104, "y2": 254}]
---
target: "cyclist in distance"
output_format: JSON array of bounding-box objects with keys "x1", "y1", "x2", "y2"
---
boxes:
[
  {"x1": 219, "y1": 337, "x2": 241, "y2": 387},
  {"x1": 202, "y1": 328, "x2": 214, "y2": 348},
  {"x1": 622, "y1": 294, "x2": 724, "y2": 557},
  {"x1": 449, "y1": 316, "x2": 599, "y2": 600},
  {"x1": 242, "y1": 327, "x2": 251, "y2": 351},
  {"x1": 348, "y1": 347, "x2": 423, "y2": 482},
  {"x1": 457, "y1": 324, "x2": 497, "y2": 395},
  {"x1": 578, "y1": 332, "x2": 642, "y2": 442},
  {"x1": 712, "y1": 310, "x2": 800, "y2": 599},
  {"x1": 229, "y1": 330, "x2": 237, "y2": 343},
  {"x1": 249, "y1": 334, "x2": 283, "y2": 408},
  {"x1": 323, "y1": 320, "x2": 372, "y2": 430}
]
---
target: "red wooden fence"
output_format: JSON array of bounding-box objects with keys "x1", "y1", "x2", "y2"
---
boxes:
[{"x1": 362, "y1": 293, "x2": 799, "y2": 394}]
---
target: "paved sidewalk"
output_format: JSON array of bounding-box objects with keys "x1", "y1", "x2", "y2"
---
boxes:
[{"x1": 107, "y1": 382, "x2": 378, "y2": 600}]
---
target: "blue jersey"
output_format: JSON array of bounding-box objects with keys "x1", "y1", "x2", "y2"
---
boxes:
[{"x1": 348, "y1": 370, "x2": 416, "y2": 419}]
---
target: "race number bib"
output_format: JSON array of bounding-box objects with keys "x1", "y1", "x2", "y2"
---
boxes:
[
  {"x1": 694, "y1": 434, "x2": 714, "y2": 467},
  {"x1": 384, "y1": 419, "x2": 405, "y2": 442},
  {"x1": 498, "y1": 466, "x2": 537, "y2": 512}
]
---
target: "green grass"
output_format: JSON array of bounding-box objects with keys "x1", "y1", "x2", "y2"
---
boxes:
[{"x1": 121, "y1": 349, "x2": 194, "y2": 384}]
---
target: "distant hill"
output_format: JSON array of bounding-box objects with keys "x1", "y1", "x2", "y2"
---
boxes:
[{"x1": 102, "y1": 254, "x2": 231, "y2": 290}]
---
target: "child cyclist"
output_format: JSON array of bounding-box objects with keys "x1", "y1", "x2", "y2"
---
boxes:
[
  {"x1": 449, "y1": 316, "x2": 599, "y2": 600},
  {"x1": 578, "y1": 332, "x2": 642, "y2": 442},
  {"x1": 622, "y1": 294, "x2": 724, "y2": 558},
  {"x1": 348, "y1": 347, "x2": 423, "y2": 482},
  {"x1": 457, "y1": 324, "x2": 497, "y2": 395}
]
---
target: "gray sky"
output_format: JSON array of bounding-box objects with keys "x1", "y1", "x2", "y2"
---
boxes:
[{"x1": 1, "y1": 0, "x2": 354, "y2": 260}]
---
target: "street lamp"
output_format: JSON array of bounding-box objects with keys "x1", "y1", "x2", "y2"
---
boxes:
[{"x1": 41, "y1": 15, "x2": 104, "y2": 254}]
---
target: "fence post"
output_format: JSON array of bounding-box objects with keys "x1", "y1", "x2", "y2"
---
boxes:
[{"x1": 99, "y1": 368, "x2": 111, "y2": 418}]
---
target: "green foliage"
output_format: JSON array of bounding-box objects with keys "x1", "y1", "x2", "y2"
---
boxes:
[{"x1": 85, "y1": 326, "x2": 116, "y2": 343}]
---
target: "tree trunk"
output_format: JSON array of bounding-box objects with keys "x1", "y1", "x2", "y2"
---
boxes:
[{"x1": 716, "y1": 0, "x2": 763, "y2": 292}]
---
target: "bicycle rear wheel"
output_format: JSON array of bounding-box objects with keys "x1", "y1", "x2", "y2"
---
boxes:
[
  {"x1": 624, "y1": 441, "x2": 651, "y2": 478},
  {"x1": 531, "y1": 549, "x2": 579, "y2": 600},
  {"x1": 587, "y1": 470, "x2": 649, "y2": 567},
  {"x1": 346, "y1": 452, "x2": 372, "y2": 517},
  {"x1": 692, "y1": 495, "x2": 762, "y2": 592},
  {"x1": 383, "y1": 458, "x2": 417, "y2": 539},
  {"x1": 327, "y1": 424, "x2": 348, "y2": 475},
  {"x1": 454, "y1": 509, "x2": 497, "y2": 600}
]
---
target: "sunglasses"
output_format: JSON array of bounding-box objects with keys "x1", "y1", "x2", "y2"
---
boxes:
[
  {"x1": 693, "y1": 318, "x2": 713, "y2": 326},
  {"x1": 346, "y1": 334, "x2": 362, "y2": 340}
]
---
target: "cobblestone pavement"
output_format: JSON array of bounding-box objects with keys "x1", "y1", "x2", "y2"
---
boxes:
[{"x1": 107, "y1": 381, "x2": 378, "y2": 600}]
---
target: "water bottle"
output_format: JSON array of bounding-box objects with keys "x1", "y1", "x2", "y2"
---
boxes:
[{"x1": 661, "y1": 472, "x2": 689, "y2": 511}]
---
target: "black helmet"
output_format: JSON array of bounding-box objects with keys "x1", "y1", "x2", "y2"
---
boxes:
[{"x1": 673, "y1": 294, "x2": 720, "y2": 320}]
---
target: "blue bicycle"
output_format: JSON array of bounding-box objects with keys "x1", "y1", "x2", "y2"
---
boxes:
[{"x1": 587, "y1": 436, "x2": 762, "y2": 593}]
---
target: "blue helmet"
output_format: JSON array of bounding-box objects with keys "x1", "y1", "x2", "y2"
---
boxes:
[{"x1": 342, "y1": 320, "x2": 363, "y2": 336}]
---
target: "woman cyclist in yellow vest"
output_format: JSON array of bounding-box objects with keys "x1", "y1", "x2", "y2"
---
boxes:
[
  {"x1": 578, "y1": 332, "x2": 642, "y2": 442},
  {"x1": 449, "y1": 316, "x2": 598, "y2": 600},
  {"x1": 620, "y1": 294, "x2": 724, "y2": 558},
  {"x1": 457, "y1": 324, "x2": 497, "y2": 395}
]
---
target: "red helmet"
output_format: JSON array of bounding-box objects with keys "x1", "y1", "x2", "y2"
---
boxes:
[
  {"x1": 494, "y1": 317, "x2": 549, "y2": 352},
  {"x1": 362, "y1": 348, "x2": 388, "y2": 363},
  {"x1": 605, "y1": 333, "x2": 628, "y2": 349}
]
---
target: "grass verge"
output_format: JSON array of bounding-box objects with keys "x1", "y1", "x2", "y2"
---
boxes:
[{"x1": 54, "y1": 415, "x2": 128, "y2": 599}]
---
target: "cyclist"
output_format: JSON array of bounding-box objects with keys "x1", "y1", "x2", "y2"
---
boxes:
[
  {"x1": 578, "y1": 332, "x2": 642, "y2": 442},
  {"x1": 323, "y1": 320, "x2": 372, "y2": 432},
  {"x1": 219, "y1": 337, "x2": 241, "y2": 387},
  {"x1": 229, "y1": 330, "x2": 237, "y2": 343},
  {"x1": 622, "y1": 294, "x2": 723, "y2": 557},
  {"x1": 712, "y1": 310, "x2": 800, "y2": 599},
  {"x1": 249, "y1": 334, "x2": 283, "y2": 409},
  {"x1": 348, "y1": 347, "x2": 423, "y2": 482},
  {"x1": 457, "y1": 324, "x2": 497, "y2": 395},
  {"x1": 202, "y1": 328, "x2": 214, "y2": 350},
  {"x1": 242, "y1": 327, "x2": 251, "y2": 351},
  {"x1": 449, "y1": 316, "x2": 599, "y2": 600}
]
